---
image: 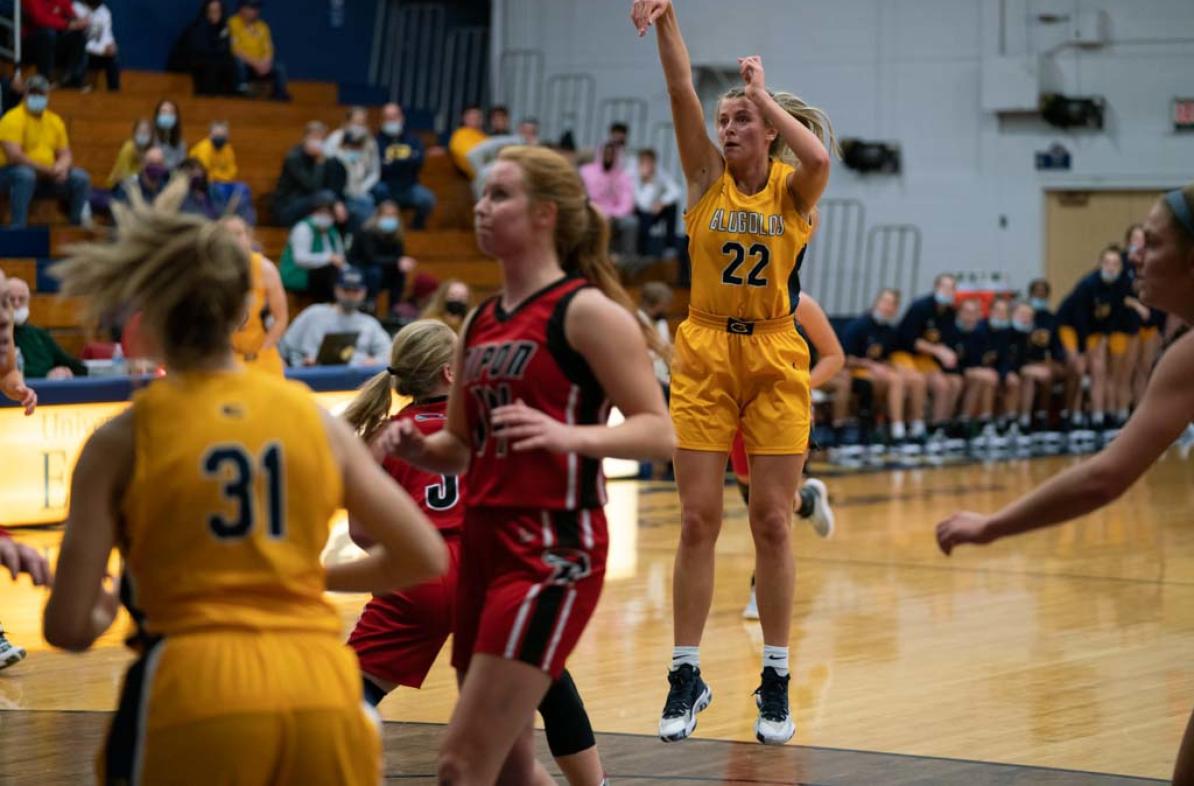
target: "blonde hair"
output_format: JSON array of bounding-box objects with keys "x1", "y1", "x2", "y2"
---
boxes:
[
  {"x1": 342, "y1": 319, "x2": 457, "y2": 443},
  {"x1": 719, "y1": 88, "x2": 841, "y2": 163},
  {"x1": 53, "y1": 178, "x2": 249, "y2": 370},
  {"x1": 420, "y1": 279, "x2": 468, "y2": 330},
  {"x1": 496, "y1": 145, "x2": 668, "y2": 358}
]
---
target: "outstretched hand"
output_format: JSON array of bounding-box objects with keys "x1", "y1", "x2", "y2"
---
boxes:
[
  {"x1": 738, "y1": 55, "x2": 767, "y2": 97},
  {"x1": 631, "y1": 0, "x2": 669, "y2": 37},
  {"x1": 0, "y1": 537, "x2": 51, "y2": 586},
  {"x1": 935, "y1": 511, "x2": 997, "y2": 556}
]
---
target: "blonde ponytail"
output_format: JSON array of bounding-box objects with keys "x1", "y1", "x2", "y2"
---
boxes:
[
  {"x1": 342, "y1": 319, "x2": 457, "y2": 443},
  {"x1": 496, "y1": 145, "x2": 669, "y2": 361},
  {"x1": 52, "y1": 176, "x2": 249, "y2": 370}
]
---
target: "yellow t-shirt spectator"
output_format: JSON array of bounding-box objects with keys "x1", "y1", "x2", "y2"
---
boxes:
[
  {"x1": 0, "y1": 104, "x2": 68, "y2": 168},
  {"x1": 228, "y1": 15, "x2": 274, "y2": 62},
  {"x1": 108, "y1": 140, "x2": 142, "y2": 187},
  {"x1": 190, "y1": 138, "x2": 239, "y2": 183},
  {"x1": 449, "y1": 127, "x2": 487, "y2": 178}
]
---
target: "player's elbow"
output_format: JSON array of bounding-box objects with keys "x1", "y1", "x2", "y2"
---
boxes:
[
  {"x1": 801, "y1": 146, "x2": 831, "y2": 177},
  {"x1": 648, "y1": 416, "x2": 677, "y2": 461},
  {"x1": 43, "y1": 611, "x2": 94, "y2": 653},
  {"x1": 1085, "y1": 461, "x2": 1129, "y2": 507},
  {"x1": 398, "y1": 537, "x2": 449, "y2": 587}
]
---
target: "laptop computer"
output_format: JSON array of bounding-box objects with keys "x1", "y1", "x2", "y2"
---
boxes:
[{"x1": 314, "y1": 332, "x2": 360, "y2": 366}]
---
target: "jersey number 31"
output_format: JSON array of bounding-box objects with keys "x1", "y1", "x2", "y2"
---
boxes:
[{"x1": 203, "y1": 443, "x2": 285, "y2": 541}]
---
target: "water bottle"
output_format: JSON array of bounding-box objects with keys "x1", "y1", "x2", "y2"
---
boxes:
[{"x1": 111, "y1": 343, "x2": 127, "y2": 376}]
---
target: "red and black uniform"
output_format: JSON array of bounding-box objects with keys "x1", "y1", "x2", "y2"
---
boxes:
[
  {"x1": 455, "y1": 275, "x2": 610, "y2": 679},
  {"x1": 347, "y1": 397, "x2": 464, "y2": 689}
]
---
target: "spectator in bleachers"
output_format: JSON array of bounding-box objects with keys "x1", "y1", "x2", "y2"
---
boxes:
[
  {"x1": 448, "y1": 105, "x2": 486, "y2": 178},
  {"x1": 487, "y1": 105, "x2": 510, "y2": 136},
  {"x1": 420, "y1": 279, "x2": 471, "y2": 334},
  {"x1": 278, "y1": 266, "x2": 390, "y2": 367},
  {"x1": 151, "y1": 99, "x2": 186, "y2": 169},
  {"x1": 114, "y1": 146, "x2": 167, "y2": 204},
  {"x1": 177, "y1": 157, "x2": 220, "y2": 220},
  {"x1": 837, "y1": 288, "x2": 927, "y2": 452},
  {"x1": 349, "y1": 200, "x2": 416, "y2": 313},
  {"x1": 467, "y1": 116, "x2": 541, "y2": 198},
  {"x1": 278, "y1": 193, "x2": 347, "y2": 303},
  {"x1": 632, "y1": 148, "x2": 680, "y2": 259},
  {"x1": 391, "y1": 271, "x2": 440, "y2": 325},
  {"x1": 72, "y1": 0, "x2": 120, "y2": 91},
  {"x1": 325, "y1": 107, "x2": 380, "y2": 232},
  {"x1": 946, "y1": 298, "x2": 998, "y2": 447},
  {"x1": 190, "y1": 119, "x2": 255, "y2": 224},
  {"x1": 7, "y1": 277, "x2": 87, "y2": 379},
  {"x1": 22, "y1": 0, "x2": 87, "y2": 89},
  {"x1": 374, "y1": 103, "x2": 434, "y2": 230},
  {"x1": 228, "y1": 0, "x2": 290, "y2": 101},
  {"x1": 0, "y1": 76, "x2": 90, "y2": 227},
  {"x1": 893, "y1": 273, "x2": 964, "y2": 445},
  {"x1": 607, "y1": 122, "x2": 629, "y2": 152},
  {"x1": 273, "y1": 121, "x2": 347, "y2": 228},
  {"x1": 106, "y1": 116, "x2": 152, "y2": 187},
  {"x1": 182, "y1": 0, "x2": 238, "y2": 97},
  {"x1": 580, "y1": 141, "x2": 636, "y2": 263}
]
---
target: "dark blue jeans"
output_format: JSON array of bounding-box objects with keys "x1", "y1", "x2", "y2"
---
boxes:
[
  {"x1": 372, "y1": 181, "x2": 436, "y2": 229},
  {"x1": 235, "y1": 58, "x2": 289, "y2": 99},
  {"x1": 0, "y1": 165, "x2": 91, "y2": 226}
]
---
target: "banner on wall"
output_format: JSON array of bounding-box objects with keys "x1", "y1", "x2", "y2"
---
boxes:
[{"x1": 0, "y1": 391, "x2": 358, "y2": 528}]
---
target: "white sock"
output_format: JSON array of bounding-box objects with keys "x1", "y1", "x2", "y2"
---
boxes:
[
  {"x1": 1116, "y1": 408, "x2": 1129, "y2": 421},
  {"x1": 890, "y1": 421, "x2": 906, "y2": 440},
  {"x1": 671, "y1": 646, "x2": 700, "y2": 671},
  {"x1": 1019, "y1": 414, "x2": 1031, "y2": 428},
  {"x1": 910, "y1": 420, "x2": 926, "y2": 437},
  {"x1": 762, "y1": 645, "x2": 789, "y2": 677}
]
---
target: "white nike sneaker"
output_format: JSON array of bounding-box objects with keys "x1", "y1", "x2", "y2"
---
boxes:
[{"x1": 797, "y1": 478, "x2": 834, "y2": 538}]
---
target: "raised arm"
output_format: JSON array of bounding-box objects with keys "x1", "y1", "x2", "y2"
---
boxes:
[
  {"x1": 937, "y1": 332, "x2": 1194, "y2": 554},
  {"x1": 795, "y1": 293, "x2": 845, "y2": 388},
  {"x1": 738, "y1": 56, "x2": 830, "y2": 216},
  {"x1": 633, "y1": 0, "x2": 723, "y2": 207}
]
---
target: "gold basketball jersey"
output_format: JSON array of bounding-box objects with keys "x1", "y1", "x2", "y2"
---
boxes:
[
  {"x1": 685, "y1": 160, "x2": 812, "y2": 321},
  {"x1": 120, "y1": 370, "x2": 343, "y2": 637}
]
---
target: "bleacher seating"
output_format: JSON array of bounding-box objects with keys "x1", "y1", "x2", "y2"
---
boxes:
[{"x1": 1, "y1": 70, "x2": 689, "y2": 360}]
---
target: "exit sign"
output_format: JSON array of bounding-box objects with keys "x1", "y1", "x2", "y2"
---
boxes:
[{"x1": 1175, "y1": 98, "x2": 1194, "y2": 132}]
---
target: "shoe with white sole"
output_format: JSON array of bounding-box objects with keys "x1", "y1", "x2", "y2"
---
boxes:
[
  {"x1": 742, "y1": 576, "x2": 759, "y2": 620},
  {"x1": 798, "y1": 478, "x2": 834, "y2": 538},
  {"x1": 659, "y1": 664, "x2": 712, "y2": 742},
  {"x1": 754, "y1": 666, "x2": 795, "y2": 745},
  {"x1": 0, "y1": 631, "x2": 27, "y2": 671}
]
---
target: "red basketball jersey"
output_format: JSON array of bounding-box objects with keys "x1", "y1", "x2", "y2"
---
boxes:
[
  {"x1": 462, "y1": 276, "x2": 611, "y2": 510},
  {"x1": 382, "y1": 397, "x2": 463, "y2": 533}
]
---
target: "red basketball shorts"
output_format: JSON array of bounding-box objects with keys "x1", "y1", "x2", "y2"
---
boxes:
[
  {"x1": 452, "y1": 507, "x2": 608, "y2": 680},
  {"x1": 347, "y1": 535, "x2": 461, "y2": 689}
]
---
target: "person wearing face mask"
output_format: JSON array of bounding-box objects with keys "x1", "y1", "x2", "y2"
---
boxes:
[
  {"x1": 0, "y1": 75, "x2": 92, "y2": 227},
  {"x1": 280, "y1": 267, "x2": 391, "y2": 367},
  {"x1": 373, "y1": 103, "x2": 436, "y2": 229},
  {"x1": 190, "y1": 120, "x2": 255, "y2": 224},
  {"x1": 279, "y1": 194, "x2": 347, "y2": 302},
  {"x1": 984, "y1": 297, "x2": 1030, "y2": 446},
  {"x1": 6, "y1": 277, "x2": 87, "y2": 379},
  {"x1": 893, "y1": 273, "x2": 965, "y2": 449},
  {"x1": 325, "y1": 107, "x2": 381, "y2": 233},
  {"x1": 349, "y1": 200, "x2": 417, "y2": 313},
  {"x1": 1022, "y1": 278, "x2": 1068, "y2": 444},
  {"x1": 107, "y1": 117, "x2": 153, "y2": 187},
  {"x1": 273, "y1": 121, "x2": 349, "y2": 229},
  {"x1": 1057, "y1": 246, "x2": 1132, "y2": 441},
  {"x1": 115, "y1": 145, "x2": 169, "y2": 204},
  {"x1": 943, "y1": 298, "x2": 1000, "y2": 451},
  {"x1": 419, "y1": 280, "x2": 471, "y2": 334},
  {"x1": 151, "y1": 99, "x2": 187, "y2": 169},
  {"x1": 177, "y1": 157, "x2": 221, "y2": 220},
  {"x1": 839, "y1": 288, "x2": 928, "y2": 456},
  {"x1": 579, "y1": 141, "x2": 637, "y2": 263}
]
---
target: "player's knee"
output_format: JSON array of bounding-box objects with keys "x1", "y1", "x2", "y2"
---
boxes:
[
  {"x1": 436, "y1": 749, "x2": 472, "y2": 785},
  {"x1": 748, "y1": 505, "x2": 791, "y2": 547},
  {"x1": 679, "y1": 506, "x2": 721, "y2": 545}
]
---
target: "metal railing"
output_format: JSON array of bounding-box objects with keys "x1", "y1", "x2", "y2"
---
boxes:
[
  {"x1": 497, "y1": 49, "x2": 543, "y2": 124},
  {"x1": 802, "y1": 198, "x2": 867, "y2": 316},
  {"x1": 438, "y1": 27, "x2": 489, "y2": 135},
  {"x1": 594, "y1": 96, "x2": 648, "y2": 149},
  {"x1": 378, "y1": 3, "x2": 447, "y2": 116},
  {"x1": 542, "y1": 73, "x2": 595, "y2": 148},
  {"x1": 649, "y1": 122, "x2": 678, "y2": 179},
  {"x1": 861, "y1": 224, "x2": 922, "y2": 312}
]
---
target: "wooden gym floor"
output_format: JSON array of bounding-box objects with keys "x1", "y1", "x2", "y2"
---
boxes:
[{"x1": 3, "y1": 452, "x2": 1192, "y2": 784}]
